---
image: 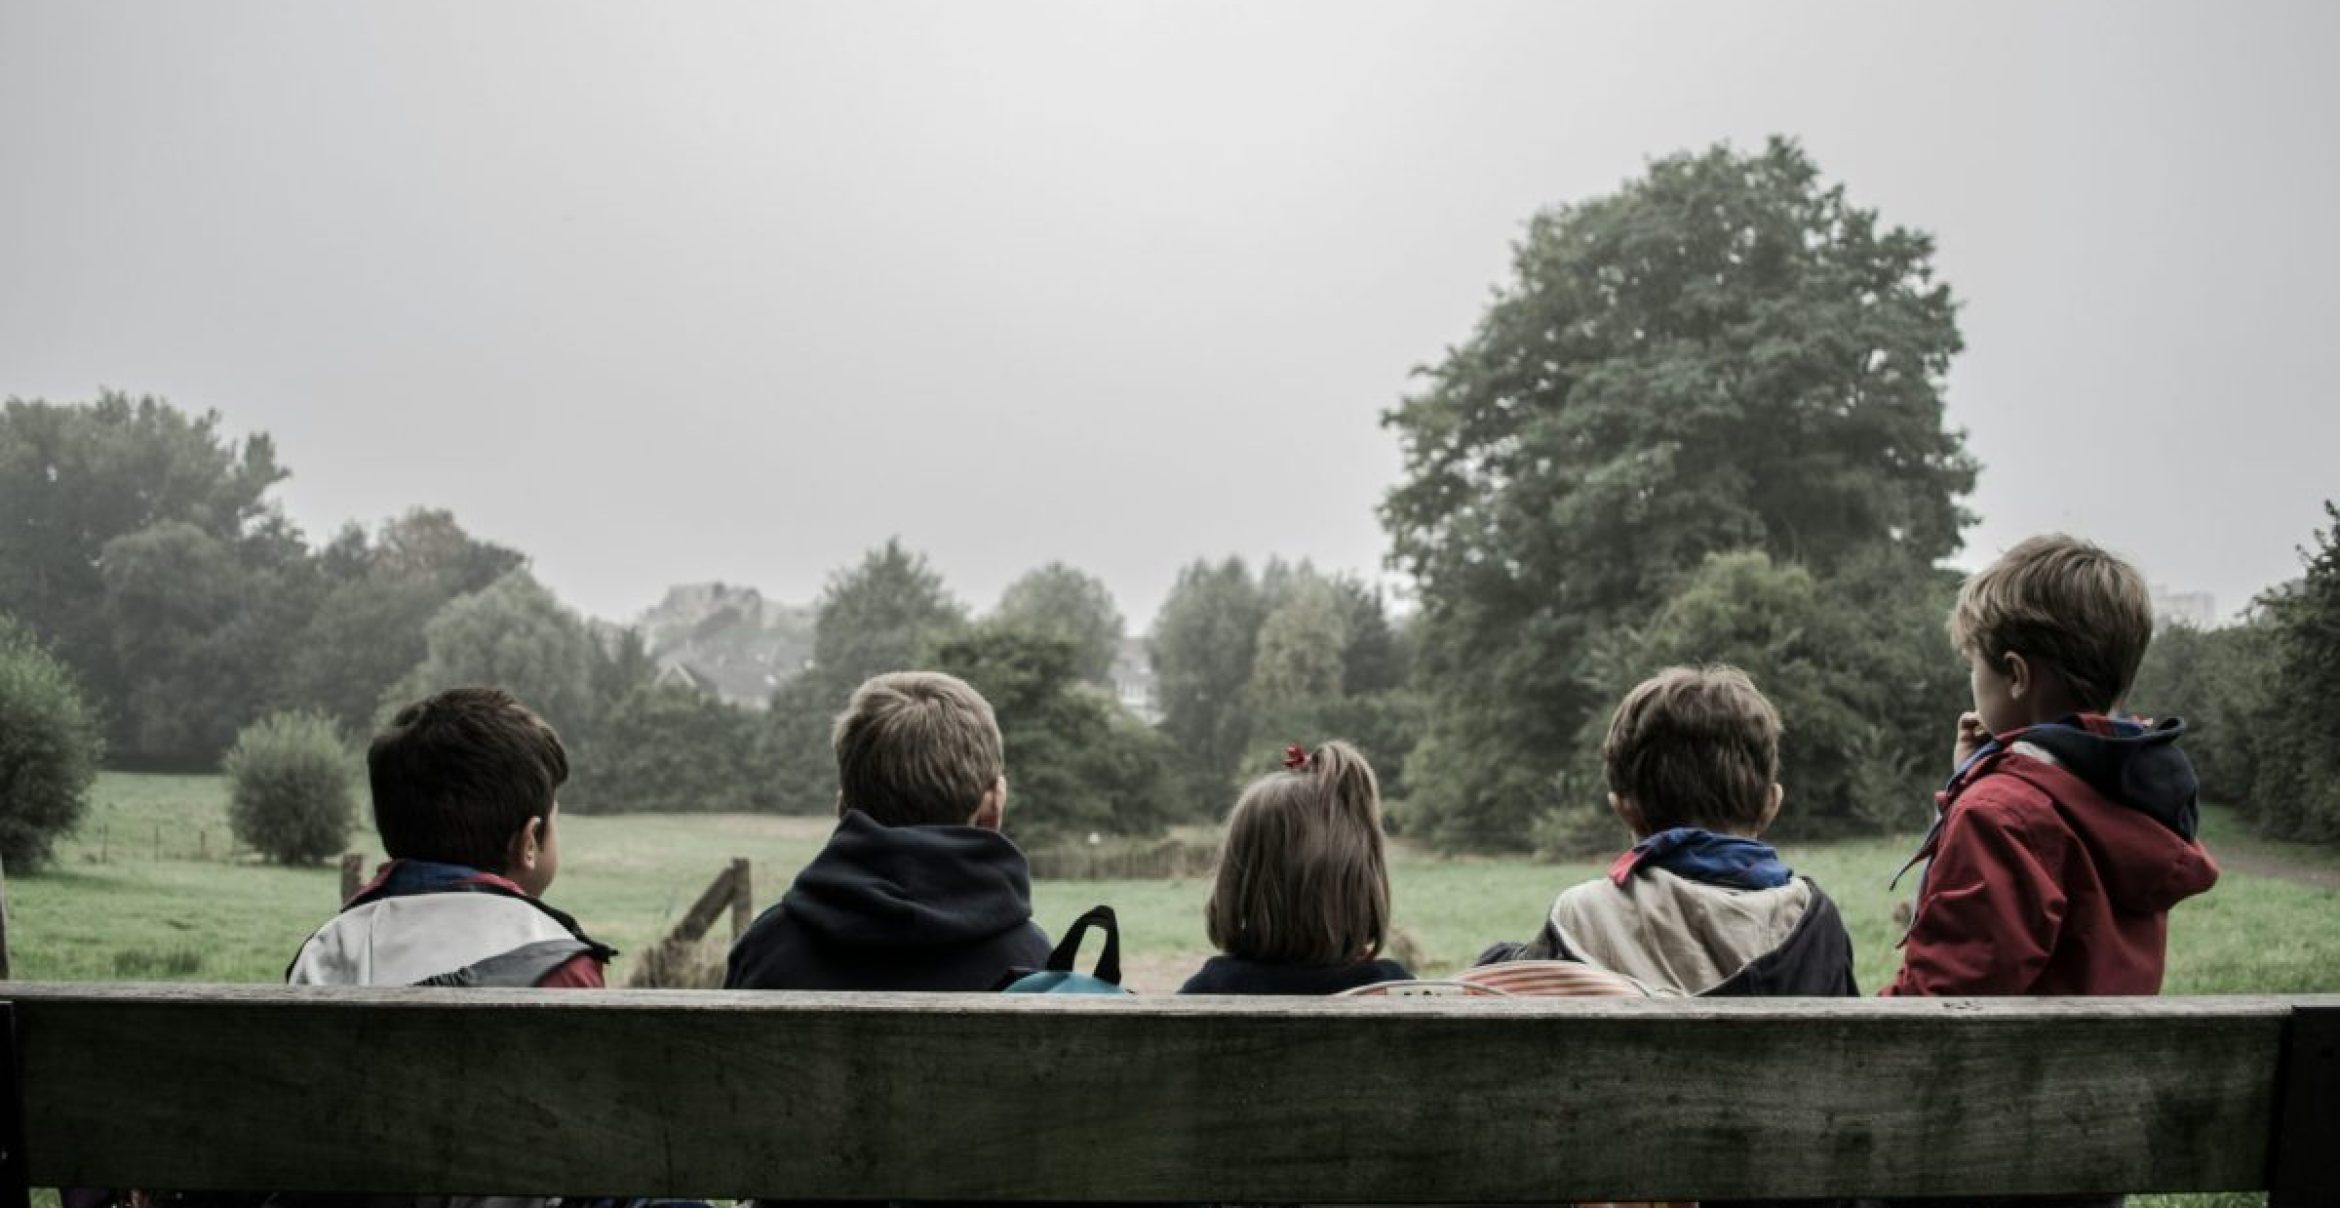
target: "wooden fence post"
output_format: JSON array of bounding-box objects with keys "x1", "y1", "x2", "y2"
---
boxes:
[
  {"x1": 339, "y1": 853, "x2": 364, "y2": 904},
  {"x1": 729, "y1": 857, "x2": 752, "y2": 941},
  {"x1": 0, "y1": 850, "x2": 11, "y2": 981},
  {"x1": 2271, "y1": 1003, "x2": 2340, "y2": 1206}
]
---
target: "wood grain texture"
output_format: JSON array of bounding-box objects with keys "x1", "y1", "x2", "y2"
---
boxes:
[{"x1": 6, "y1": 984, "x2": 2331, "y2": 1202}]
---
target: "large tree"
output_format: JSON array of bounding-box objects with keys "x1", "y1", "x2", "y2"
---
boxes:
[
  {"x1": 1383, "y1": 138, "x2": 1976, "y2": 850},
  {"x1": 2241, "y1": 504, "x2": 2340, "y2": 843},
  {"x1": 278, "y1": 509, "x2": 526, "y2": 735},
  {"x1": 386, "y1": 570, "x2": 603, "y2": 790},
  {"x1": 763, "y1": 540, "x2": 968, "y2": 813},
  {"x1": 1149, "y1": 558, "x2": 1268, "y2": 794},
  {"x1": 993, "y1": 563, "x2": 1126, "y2": 686},
  {"x1": 0, "y1": 392, "x2": 309, "y2": 763},
  {"x1": 933, "y1": 623, "x2": 1180, "y2": 848}
]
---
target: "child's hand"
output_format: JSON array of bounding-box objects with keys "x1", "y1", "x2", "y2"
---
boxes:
[{"x1": 1952, "y1": 712, "x2": 1990, "y2": 768}]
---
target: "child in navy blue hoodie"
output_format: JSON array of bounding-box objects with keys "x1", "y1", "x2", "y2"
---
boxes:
[
  {"x1": 726, "y1": 671, "x2": 1050, "y2": 992},
  {"x1": 1179, "y1": 741, "x2": 1411, "y2": 996}
]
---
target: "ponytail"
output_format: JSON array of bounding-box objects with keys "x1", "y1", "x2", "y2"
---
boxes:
[{"x1": 1207, "y1": 739, "x2": 1391, "y2": 964}]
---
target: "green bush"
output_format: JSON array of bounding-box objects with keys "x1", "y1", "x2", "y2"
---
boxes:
[
  {"x1": 932, "y1": 623, "x2": 1182, "y2": 850},
  {"x1": 595, "y1": 681, "x2": 771, "y2": 813},
  {"x1": 1537, "y1": 548, "x2": 1966, "y2": 847},
  {"x1": 0, "y1": 617, "x2": 104, "y2": 870},
  {"x1": 224, "y1": 711, "x2": 356, "y2": 864}
]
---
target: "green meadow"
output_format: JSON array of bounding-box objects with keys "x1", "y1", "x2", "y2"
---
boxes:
[
  {"x1": 14, "y1": 772, "x2": 2339, "y2": 997},
  {"x1": 9, "y1": 773, "x2": 2334, "y2": 1208}
]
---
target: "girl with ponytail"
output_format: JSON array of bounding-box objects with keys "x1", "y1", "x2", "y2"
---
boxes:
[{"x1": 1178, "y1": 740, "x2": 1413, "y2": 995}]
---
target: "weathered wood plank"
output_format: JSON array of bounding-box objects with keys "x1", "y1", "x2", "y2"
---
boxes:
[{"x1": 8, "y1": 985, "x2": 2328, "y2": 1202}]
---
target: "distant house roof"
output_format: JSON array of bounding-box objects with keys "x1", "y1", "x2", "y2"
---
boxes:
[{"x1": 654, "y1": 661, "x2": 716, "y2": 694}]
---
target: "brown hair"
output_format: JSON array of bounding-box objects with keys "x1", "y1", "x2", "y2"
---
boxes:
[
  {"x1": 369, "y1": 687, "x2": 568, "y2": 873},
  {"x1": 1948, "y1": 534, "x2": 2154, "y2": 711},
  {"x1": 1602, "y1": 665, "x2": 1781, "y2": 833},
  {"x1": 1205, "y1": 741, "x2": 1390, "y2": 966},
  {"x1": 832, "y1": 671, "x2": 1006, "y2": 827}
]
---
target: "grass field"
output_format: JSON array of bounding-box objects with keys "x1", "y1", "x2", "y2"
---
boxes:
[
  {"x1": 16, "y1": 773, "x2": 2340, "y2": 995},
  {"x1": 10, "y1": 774, "x2": 2333, "y2": 1208}
]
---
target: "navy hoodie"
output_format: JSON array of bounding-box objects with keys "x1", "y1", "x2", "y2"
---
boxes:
[{"x1": 724, "y1": 810, "x2": 1051, "y2": 992}]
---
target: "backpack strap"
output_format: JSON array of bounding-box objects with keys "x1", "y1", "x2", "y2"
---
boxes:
[
  {"x1": 413, "y1": 938, "x2": 602, "y2": 988},
  {"x1": 1045, "y1": 905, "x2": 1122, "y2": 985}
]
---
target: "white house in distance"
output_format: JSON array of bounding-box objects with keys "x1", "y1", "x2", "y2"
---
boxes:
[{"x1": 1111, "y1": 636, "x2": 1161, "y2": 723}]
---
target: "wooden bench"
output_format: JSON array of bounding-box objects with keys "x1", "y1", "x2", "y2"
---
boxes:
[{"x1": 1, "y1": 985, "x2": 2334, "y2": 1204}]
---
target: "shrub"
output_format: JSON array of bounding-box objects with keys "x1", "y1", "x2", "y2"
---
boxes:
[
  {"x1": 595, "y1": 681, "x2": 771, "y2": 814},
  {"x1": 0, "y1": 617, "x2": 104, "y2": 870},
  {"x1": 1537, "y1": 548, "x2": 1966, "y2": 846},
  {"x1": 224, "y1": 711, "x2": 356, "y2": 864}
]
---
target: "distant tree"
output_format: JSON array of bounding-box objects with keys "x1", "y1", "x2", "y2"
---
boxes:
[
  {"x1": 595, "y1": 681, "x2": 770, "y2": 814},
  {"x1": 762, "y1": 540, "x2": 969, "y2": 814},
  {"x1": 1150, "y1": 558, "x2": 1268, "y2": 795},
  {"x1": 810, "y1": 539, "x2": 968, "y2": 689},
  {"x1": 2129, "y1": 615, "x2": 2281, "y2": 817},
  {"x1": 0, "y1": 392, "x2": 287, "y2": 689},
  {"x1": 1244, "y1": 573, "x2": 1354, "y2": 777},
  {"x1": 279, "y1": 510, "x2": 526, "y2": 735},
  {"x1": 224, "y1": 711, "x2": 356, "y2": 865},
  {"x1": 387, "y1": 570, "x2": 604, "y2": 799},
  {"x1": 994, "y1": 563, "x2": 1126, "y2": 685},
  {"x1": 0, "y1": 617, "x2": 103, "y2": 870},
  {"x1": 96, "y1": 517, "x2": 321, "y2": 763},
  {"x1": 1531, "y1": 549, "x2": 1964, "y2": 855},
  {"x1": 590, "y1": 625, "x2": 658, "y2": 712},
  {"x1": 1384, "y1": 138, "x2": 1976, "y2": 850},
  {"x1": 0, "y1": 393, "x2": 323, "y2": 765},
  {"x1": 934, "y1": 623, "x2": 1180, "y2": 848},
  {"x1": 760, "y1": 675, "x2": 840, "y2": 816},
  {"x1": 2240, "y1": 505, "x2": 2340, "y2": 843}
]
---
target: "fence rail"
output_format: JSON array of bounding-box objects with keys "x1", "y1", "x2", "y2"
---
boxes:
[{"x1": 1, "y1": 985, "x2": 2334, "y2": 1204}]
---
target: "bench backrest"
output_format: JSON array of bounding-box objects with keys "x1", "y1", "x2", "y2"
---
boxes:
[{"x1": 3, "y1": 984, "x2": 2335, "y2": 1204}]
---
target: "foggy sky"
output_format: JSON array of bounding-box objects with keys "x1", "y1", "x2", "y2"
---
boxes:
[{"x1": 4, "y1": 1, "x2": 2335, "y2": 629}]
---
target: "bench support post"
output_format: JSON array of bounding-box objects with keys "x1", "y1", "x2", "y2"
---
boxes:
[
  {"x1": 0, "y1": 1001, "x2": 27, "y2": 1208},
  {"x1": 2272, "y1": 1003, "x2": 2340, "y2": 1207}
]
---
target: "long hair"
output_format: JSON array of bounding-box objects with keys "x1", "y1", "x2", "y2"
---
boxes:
[{"x1": 1204, "y1": 740, "x2": 1390, "y2": 966}]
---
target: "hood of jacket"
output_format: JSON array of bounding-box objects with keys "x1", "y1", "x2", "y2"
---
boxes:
[
  {"x1": 289, "y1": 860, "x2": 607, "y2": 986},
  {"x1": 2008, "y1": 715, "x2": 2201, "y2": 838},
  {"x1": 1543, "y1": 870, "x2": 1854, "y2": 996},
  {"x1": 779, "y1": 809, "x2": 1039, "y2": 948},
  {"x1": 1984, "y1": 715, "x2": 2219, "y2": 915}
]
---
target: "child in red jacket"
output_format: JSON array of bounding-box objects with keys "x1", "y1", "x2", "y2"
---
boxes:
[{"x1": 1887, "y1": 535, "x2": 2219, "y2": 998}]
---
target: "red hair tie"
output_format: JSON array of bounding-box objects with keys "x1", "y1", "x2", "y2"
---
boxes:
[{"x1": 1282, "y1": 744, "x2": 1310, "y2": 771}]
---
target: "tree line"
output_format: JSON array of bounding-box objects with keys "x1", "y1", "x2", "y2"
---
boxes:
[{"x1": 6, "y1": 135, "x2": 2329, "y2": 868}]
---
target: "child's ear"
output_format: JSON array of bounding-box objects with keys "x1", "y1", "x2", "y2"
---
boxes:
[
  {"x1": 2004, "y1": 651, "x2": 2033, "y2": 700},
  {"x1": 1607, "y1": 791, "x2": 1647, "y2": 838},
  {"x1": 969, "y1": 776, "x2": 1007, "y2": 831},
  {"x1": 505, "y1": 815, "x2": 545, "y2": 876},
  {"x1": 1756, "y1": 783, "x2": 1784, "y2": 837}
]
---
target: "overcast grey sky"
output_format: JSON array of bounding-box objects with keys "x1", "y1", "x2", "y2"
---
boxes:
[{"x1": 4, "y1": 1, "x2": 2334, "y2": 628}]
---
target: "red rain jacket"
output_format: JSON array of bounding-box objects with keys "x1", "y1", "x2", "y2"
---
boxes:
[{"x1": 1886, "y1": 720, "x2": 2220, "y2": 997}]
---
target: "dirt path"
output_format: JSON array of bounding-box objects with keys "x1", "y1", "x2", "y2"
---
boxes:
[{"x1": 2213, "y1": 843, "x2": 2340, "y2": 891}]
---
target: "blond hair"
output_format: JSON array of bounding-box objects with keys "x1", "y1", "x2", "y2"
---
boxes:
[
  {"x1": 1205, "y1": 741, "x2": 1390, "y2": 966},
  {"x1": 1948, "y1": 534, "x2": 2153, "y2": 711},
  {"x1": 832, "y1": 672, "x2": 1005, "y2": 827},
  {"x1": 1602, "y1": 665, "x2": 1782, "y2": 833}
]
